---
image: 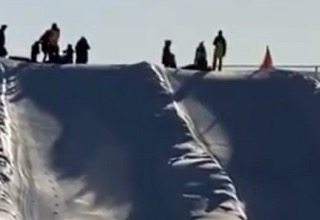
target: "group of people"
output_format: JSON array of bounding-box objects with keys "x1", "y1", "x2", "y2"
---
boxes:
[
  {"x1": 0, "y1": 23, "x2": 91, "y2": 64},
  {"x1": 1, "y1": 23, "x2": 227, "y2": 69},
  {"x1": 162, "y1": 30, "x2": 227, "y2": 71},
  {"x1": 32, "y1": 23, "x2": 90, "y2": 64}
]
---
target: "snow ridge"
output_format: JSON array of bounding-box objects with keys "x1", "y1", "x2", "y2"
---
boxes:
[
  {"x1": 151, "y1": 64, "x2": 246, "y2": 220},
  {"x1": 0, "y1": 63, "x2": 17, "y2": 219}
]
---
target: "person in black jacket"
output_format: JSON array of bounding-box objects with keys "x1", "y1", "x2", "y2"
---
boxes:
[
  {"x1": 194, "y1": 41, "x2": 208, "y2": 70},
  {"x1": 162, "y1": 40, "x2": 177, "y2": 68},
  {"x1": 212, "y1": 30, "x2": 227, "y2": 71},
  {"x1": 75, "y1": 37, "x2": 90, "y2": 64},
  {"x1": 0, "y1": 25, "x2": 8, "y2": 57},
  {"x1": 31, "y1": 41, "x2": 40, "y2": 62},
  {"x1": 61, "y1": 44, "x2": 74, "y2": 64}
]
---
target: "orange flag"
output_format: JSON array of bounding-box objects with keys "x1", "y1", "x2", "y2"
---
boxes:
[{"x1": 259, "y1": 46, "x2": 274, "y2": 71}]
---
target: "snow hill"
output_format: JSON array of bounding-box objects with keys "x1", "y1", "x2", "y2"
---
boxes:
[{"x1": 0, "y1": 59, "x2": 319, "y2": 220}]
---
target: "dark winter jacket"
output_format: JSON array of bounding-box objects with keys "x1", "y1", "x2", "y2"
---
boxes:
[
  {"x1": 0, "y1": 29, "x2": 5, "y2": 47},
  {"x1": 75, "y1": 38, "x2": 90, "y2": 64},
  {"x1": 213, "y1": 35, "x2": 227, "y2": 58},
  {"x1": 162, "y1": 46, "x2": 176, "y2": 68}
]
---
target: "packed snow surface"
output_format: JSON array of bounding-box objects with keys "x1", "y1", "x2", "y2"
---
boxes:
[{"x1": 0, "y1": 59, "x2": 319, "y2": 220}]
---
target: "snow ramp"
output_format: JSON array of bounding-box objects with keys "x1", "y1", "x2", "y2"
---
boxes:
[
  {"x1": 0, "y1": 60, "x2": 319, "y2": 220},
  {"x1": 0, "y1": 60, "x2": 245, "y2": 220},
  {"x1": 163, "y1": 68, "x2": 320, "y2": 220}
]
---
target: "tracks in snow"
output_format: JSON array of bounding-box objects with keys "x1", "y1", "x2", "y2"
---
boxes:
[{"x1": 0, "y1": 62, "x2": 17, "y2": 219}]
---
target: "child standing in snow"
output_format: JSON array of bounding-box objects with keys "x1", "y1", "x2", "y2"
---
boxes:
[
  {"x1": 62, "y1": 44, "x2": 74, "y2": 64},
  {"x1": 31, "y1": 41, "x2": 40, "y2": 62}
]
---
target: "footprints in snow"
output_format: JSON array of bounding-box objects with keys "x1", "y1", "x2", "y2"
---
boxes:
[{"x1": 45, "y1": 171, "x2": 61, "y2": 216}]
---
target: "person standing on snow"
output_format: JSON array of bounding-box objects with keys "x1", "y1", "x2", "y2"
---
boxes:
[
  {"x1": 39, "y1": 23, "x2": 61, "y2": 63},
  {"x1": 48, "y1": 23, "x2": 61, "y2": 63},
  {"x1": 75, "y1": 37, "x2": 90, "y2": 64},
  {"x1": 39, "y1": 29, "x2": 50, "y2": 62},
  {"x1": 62, "y1": 44, "x2": 74, "y2": 64},
  {"x1": 212, "y1": 30, "x2": 227, "y2": 71},
  {"x1": 31, "y1": 41, "x2": 40, "y2": 62},
  {"x1": 194, "y1": 41, "x2": 208, "y2": 70},
  {"x1": 0, "y1": 25, "x2": 8, "y2": 58},
  {"x1": 162, "y1": 40, "x2": 177, "y2": 68}
]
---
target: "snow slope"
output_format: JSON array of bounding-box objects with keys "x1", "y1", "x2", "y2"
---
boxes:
[
  {"x1": 0, "y1": 59, "x2": 320, "y2": 220},
  {"x1": 0, "y1": 60, "x2": 245, "y2": 220},
  {"x1": 162, "y1": 68, "x2": 320, "y2": 220}
]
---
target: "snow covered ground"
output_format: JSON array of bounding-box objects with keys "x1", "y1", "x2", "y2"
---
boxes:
[{"x1": 0, "y1": 59, "x2": 319, "y2": 220}]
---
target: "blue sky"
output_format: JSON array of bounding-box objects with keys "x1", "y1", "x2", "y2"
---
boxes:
[{"x1": 0, "y1": 0, "x2": 319, "y2": 65}]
